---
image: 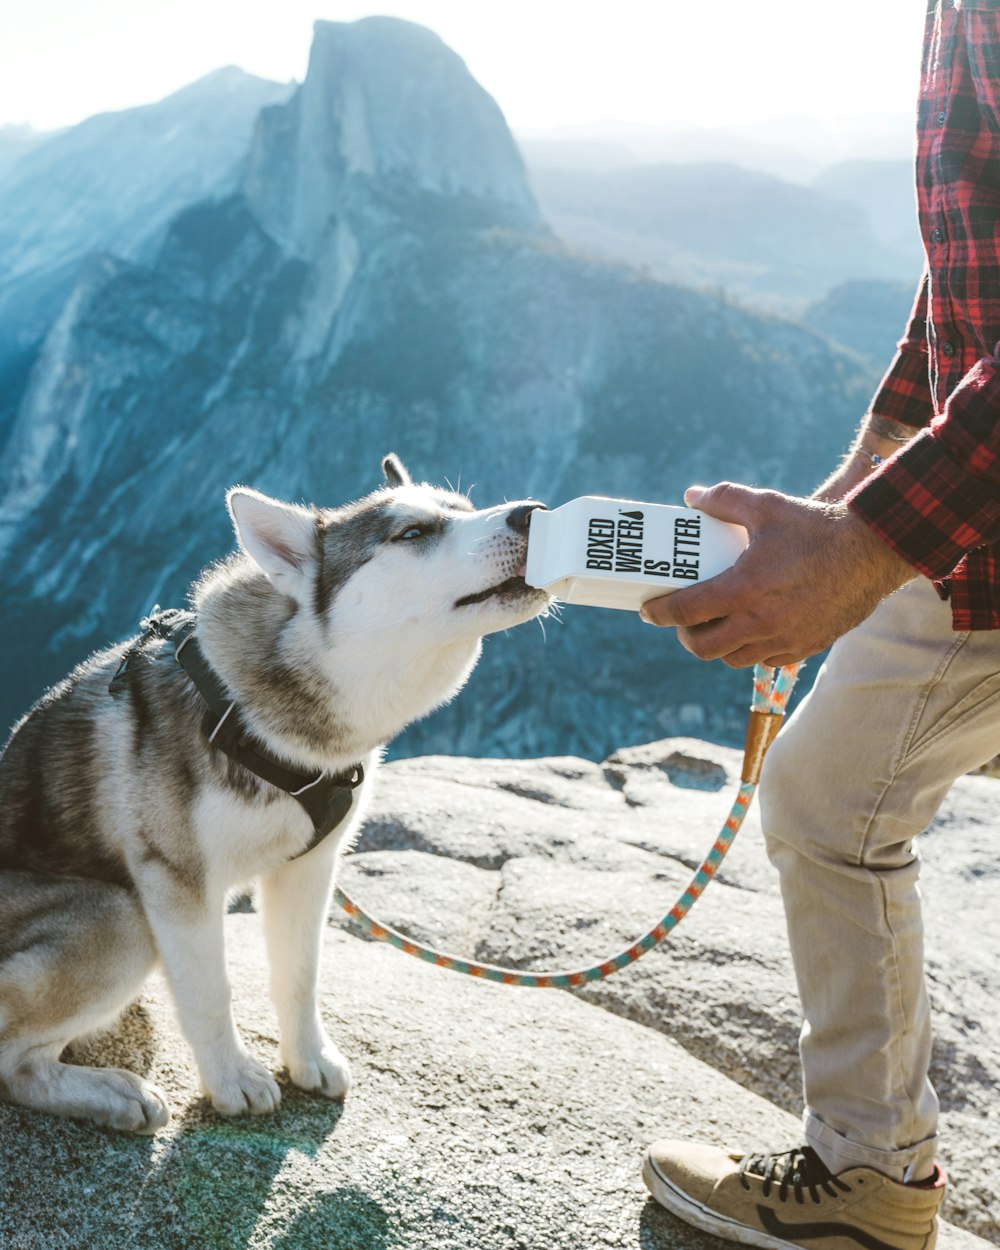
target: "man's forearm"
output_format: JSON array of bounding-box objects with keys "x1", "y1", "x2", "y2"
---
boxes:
[{"x1": 813, "y1": 414, "x2": 921, "y2": 503}]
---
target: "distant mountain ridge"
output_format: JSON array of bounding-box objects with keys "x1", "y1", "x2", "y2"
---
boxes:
[
  {"x1": 814, "y1": 158, "x2": 923, "y2": 276},
  {"x1": 517, "y1": 111, "x2": 917, "y2": 181},
  {"x1": 0, "y1": 67, "x2": 295, "y2": 375},
  {"x1": 804, "y1": 279, "x2": 915, "y2": 371},
  {"x1": 0, "y1": 124, "x2": 47, "y2": 178},
  {"x1": 0, "y1": 18, "x2": 875, "y2": 758},
  {"x1": 526, "y1": 159, "x2": 919, "y2": 312}
]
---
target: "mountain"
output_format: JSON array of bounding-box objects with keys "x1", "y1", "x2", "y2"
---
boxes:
[
  {"x1": 517, "y1": 112, "x2": 917, "y2": 183},
  {"x1": 0, "y1": 124, "x2": 47, "y2": 178},
  {"x1": 814, "y1": 159, "x2": 924, "y2": 274},
  {"x1": 519, "y1": 126, "x2": 818, "y2": 182},
  {"x1": 0, "y1": 67, "x2": 295, "y2": 399},
  {"x1": 0, "y1": 19, "x2": 875, "y2": 759},
  {"x1": 526, "y1": 161, "x2": 916, "y2": 312},
  {"x1": 804, "y1": 278, "x2": 916, "y2": 372}
]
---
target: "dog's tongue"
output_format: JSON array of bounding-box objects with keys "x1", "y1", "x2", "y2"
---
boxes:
[{"x1": 517, "y1": 562, "x2": 527, "y2": 578}]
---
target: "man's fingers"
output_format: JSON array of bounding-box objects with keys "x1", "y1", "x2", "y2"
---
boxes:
[
  {"x1": 641, "y1": 483, "x2": 783, "y2": 630},
  {"x1": 683, "y1": 630, "x2": 806, "y2": 668},
  {"x1": 720, "y1": 645, "x2": 779, "y2": 670},
  {"x1": 675, "y1": 623, "x2": 727, "y2": 660},
  {"x1": 675, "y1": 618, "x2": 761, "y2": 662},
  {"x1": 762, "y1": 656, "x2": 803, "y2": 670},
  {"x1": 640, "y1": 580, "x2": 731, "y2": 629}
]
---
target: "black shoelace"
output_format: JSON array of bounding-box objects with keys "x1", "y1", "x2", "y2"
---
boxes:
[{"x1": 738, "y1": 1146, "x2": 853, "y2": 1205}]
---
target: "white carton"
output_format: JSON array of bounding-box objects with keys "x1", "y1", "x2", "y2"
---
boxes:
[{"x1": 524, "y1": 495, "x2": 748, "y2": 611}]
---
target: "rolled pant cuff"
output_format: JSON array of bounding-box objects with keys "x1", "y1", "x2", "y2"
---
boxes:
[{"x1": 804, "y1": 1109, "x2": 938, "y2": 1183}]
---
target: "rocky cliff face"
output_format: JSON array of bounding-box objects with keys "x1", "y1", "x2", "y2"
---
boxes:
[
  {"x1": 0, "y1": 18, "x2": 872, "y2": 757},
  {"x1": 246, "y1": 19, "x2": 538, "y2": 260},
  {"x1": 0, "y1": 67, "x2": 294, "y2": 367}
]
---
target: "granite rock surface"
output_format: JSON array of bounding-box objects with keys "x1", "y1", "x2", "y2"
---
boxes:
[{"x1": 0, "y1": 738, "x2": 995, "y2": 1248}]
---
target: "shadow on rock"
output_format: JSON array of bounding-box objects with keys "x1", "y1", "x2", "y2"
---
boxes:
[
  {"x1": 145, "y1": 1085, "x2": 346, "y2": 1248},
  {"x1": 269, "y1": 1188, "x2": 393, "y2": 1250},
  {"x1": 0, "y1": 1072, "x2": 348, "y2": 1250},
  {"x1": 639, "y1": 1196, "x2": 723, "y2": 1249}
]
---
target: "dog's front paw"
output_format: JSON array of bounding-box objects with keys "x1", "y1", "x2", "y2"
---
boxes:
[
  {"x1": 286, "y1": 1044, "x2": 351, "y2": 1101},
  {"x1": 77, "y1": 1068, "x2": 171, "y2": 1135},
  {"x1": 204, "y1": 1054, "x2": 281, "y2": 1117},
  {"x1": 92, "y1": 1071, "x2": 172, "y2": 1135}
]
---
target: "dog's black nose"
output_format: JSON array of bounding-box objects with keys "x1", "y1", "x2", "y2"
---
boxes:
[{"x1": 506, "y1": 503, "x2": 547, "y2": 534}]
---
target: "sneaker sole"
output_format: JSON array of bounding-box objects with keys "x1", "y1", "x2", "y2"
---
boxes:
[{"x1": 642, "y1": 1150, "x2": 801, "y2": 1250}]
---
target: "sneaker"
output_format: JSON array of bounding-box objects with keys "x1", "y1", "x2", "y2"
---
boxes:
[{"x1": 642, "y1": 1141, "x2": 945, "y2": 1250}]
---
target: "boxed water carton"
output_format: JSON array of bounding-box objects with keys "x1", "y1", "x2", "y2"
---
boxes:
[{"x1": 524, "y1": 496, "x2": 748, "y2": 612}]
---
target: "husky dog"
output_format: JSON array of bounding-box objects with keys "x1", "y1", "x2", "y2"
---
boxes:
[{"x1": 0, "y1": 455, "x2": 549, "y2": 1133}]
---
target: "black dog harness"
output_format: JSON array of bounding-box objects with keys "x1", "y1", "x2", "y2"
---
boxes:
[{"x1": 110, "y1": 609, "x2": 364, "y2": 857}]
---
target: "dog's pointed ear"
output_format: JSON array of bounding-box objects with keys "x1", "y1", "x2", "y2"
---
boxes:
[
  {"x1": 382, "y1": 454, "x2": 412, "y2": 488},
  {"x1": 227, "y1": 487, "x2": 317, "y2": 602}
]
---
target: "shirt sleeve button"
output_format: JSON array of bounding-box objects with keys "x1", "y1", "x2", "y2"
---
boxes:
[
  {"x1": 941, "y1": 341, "x2": 956, "y2": 357},
  {"x1": 931, "y1": 228, "x2": 944, "y2": 243},
  {"x1": 937, "y1": 111, "x2": 947, "y2": 126}
]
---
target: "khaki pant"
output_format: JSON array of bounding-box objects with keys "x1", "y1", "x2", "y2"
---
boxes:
[{"x1": 759, "y1": 577, "x2": 1000, "y2": 1182}]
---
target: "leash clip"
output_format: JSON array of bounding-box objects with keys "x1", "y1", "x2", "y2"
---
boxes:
[{"x1": 740, "y1": 709, "x2": 784, "y2": 785}]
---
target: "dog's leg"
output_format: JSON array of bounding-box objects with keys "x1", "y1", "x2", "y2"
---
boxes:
[
  {"x1": 141, "y1": 886, "x2": 282, "y2": 1116},
  {"x1": 0, "y1": 872, "x2": 168, "y2": 1133},
  {"x1": 259, "y1": 847, "x2": 351, "y2": 1099}
]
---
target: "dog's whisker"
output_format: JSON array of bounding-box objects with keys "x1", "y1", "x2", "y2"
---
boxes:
[{"x1": 541, "y1": 601, "x2": 564, "y2": 627}]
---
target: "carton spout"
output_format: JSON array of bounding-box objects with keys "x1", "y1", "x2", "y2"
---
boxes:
[{"x1": 525, "y1": 507, "x2": 553, "y2": 581}]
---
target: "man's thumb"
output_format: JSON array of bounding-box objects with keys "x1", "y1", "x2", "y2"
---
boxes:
[{"x1": 684, "y1": 481, "x2": 760, "y2": 527}]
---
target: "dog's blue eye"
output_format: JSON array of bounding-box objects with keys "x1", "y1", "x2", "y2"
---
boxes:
[{"x1": 396, "y1": 526, "x2": 426, "y2": 541}]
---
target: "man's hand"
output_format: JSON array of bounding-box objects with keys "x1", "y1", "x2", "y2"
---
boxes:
[{"x1": 640, "y1": 482, "x2": 916, "y2": 667}]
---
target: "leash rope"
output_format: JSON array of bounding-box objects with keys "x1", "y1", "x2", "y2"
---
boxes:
[{"x1": 332, "y1": 663, "x2": 800, "y2": 988}]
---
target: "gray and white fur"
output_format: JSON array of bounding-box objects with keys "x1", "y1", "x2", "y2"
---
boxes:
[{"x1": 0, "y1": 455, "x2": 549, "y2": 1133}]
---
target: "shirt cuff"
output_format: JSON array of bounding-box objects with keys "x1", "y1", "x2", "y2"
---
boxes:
[
  {"x1": 847, "y1": 417, "x2": 1000, "y2": 581},
  {"x1": 867, "y1": 343, "x2": 934, "y2": 430}
]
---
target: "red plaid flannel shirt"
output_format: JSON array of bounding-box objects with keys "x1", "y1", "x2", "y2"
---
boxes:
[{"x1": 847, "y1": 0, "x2": 1000, "y2": 629}]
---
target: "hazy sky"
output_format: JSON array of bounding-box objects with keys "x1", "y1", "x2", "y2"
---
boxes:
[{"x1": 1, "y1": 0, "x2": 927, "y2": 135}]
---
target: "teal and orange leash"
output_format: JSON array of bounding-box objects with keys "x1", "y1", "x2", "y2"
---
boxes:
[{"x1": 333, "y1": 663, "x2": 800, "y2": 988}]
